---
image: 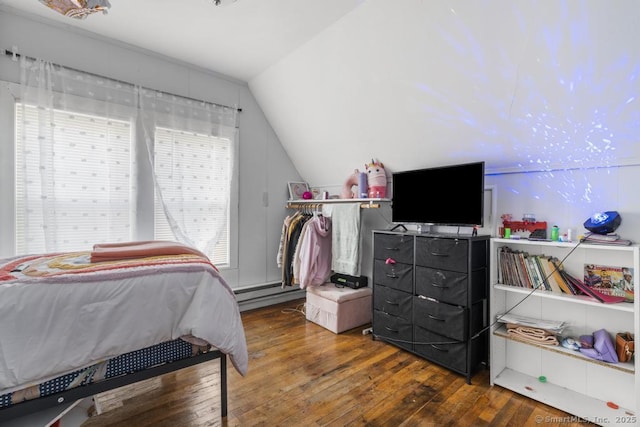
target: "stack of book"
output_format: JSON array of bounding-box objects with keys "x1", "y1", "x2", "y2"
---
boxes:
[
  {"x1": 498, "y1": 246, "x2": 626, "y2": 303},
  {"x1": 581, "y1": 232, "x2": 632, "y2": 246}
]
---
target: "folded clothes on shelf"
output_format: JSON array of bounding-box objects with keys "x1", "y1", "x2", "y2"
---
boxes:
[
  {"x1": 496, "y1": 312, "x2": 566, "y2": 333},
  {"x1": 506, "y1": 323, "x2": 559, "y2": 346}
]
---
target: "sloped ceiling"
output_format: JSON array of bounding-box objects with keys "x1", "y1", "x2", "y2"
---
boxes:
[
  {"x1": 249, "y1": 0, "x2": 640, "y2": 185},
  {"x1": 2, "y1": 0, "x2": 639, "y2": 187},
  {"x1": 0, "y1": 0, "x2": 364, "y2": 82}
]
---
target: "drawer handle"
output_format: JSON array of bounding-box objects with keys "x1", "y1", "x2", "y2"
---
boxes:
[
  {"x1": 384, "y1": 326, "x2": 399, "y2": 333},
  {"x1": 385, "y1": 273, "x2": 399, "y2": 279},
  {"x1": 384, "y1": 300, "x2": 399, "y2": 305},
  {"x1": 427, "y1": 314, "x2": 445, "y2": 321},
  {"x1": 430, "y1": 283, "x2": 448, "y2": 288},
  {"x1": 430, "y1": 252, "x2": 449, "y2": 257},
  {"x1": 430, "y1": 344, "x2": 448, "y2": 352},
  {"x1": 385, "y1": 247, "x2": 399, "y2": 251}
]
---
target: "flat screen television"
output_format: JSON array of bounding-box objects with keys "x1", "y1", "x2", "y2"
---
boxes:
[{"x1": 391, "y1": 161, "x2": 485, "y2": 227}]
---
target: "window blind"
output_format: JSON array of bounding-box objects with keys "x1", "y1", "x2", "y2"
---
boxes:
[
  {"x1": 153, "y1": 127, "x2": 231, "y2": 265},
  {"x1": 15, "y1": 104, "x2": 134, "y2": 254}
]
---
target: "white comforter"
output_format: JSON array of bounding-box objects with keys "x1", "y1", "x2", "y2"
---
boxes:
[{"x1": 0, "y1": 251, "x2": 248, "y2": 393}]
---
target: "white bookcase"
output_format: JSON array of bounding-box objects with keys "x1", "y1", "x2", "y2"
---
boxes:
[{"x1": 489, "y1": 238, "x2": 640, "y2": 427}]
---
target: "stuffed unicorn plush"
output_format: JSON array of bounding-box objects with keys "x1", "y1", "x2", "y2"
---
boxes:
[{"x1": 365, "y1": 159, "x2": 387, "y2": 198}]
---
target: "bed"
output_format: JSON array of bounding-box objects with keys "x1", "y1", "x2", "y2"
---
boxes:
[{"x1": 0, "y1": 241, "x2": 248, "y2": 423}]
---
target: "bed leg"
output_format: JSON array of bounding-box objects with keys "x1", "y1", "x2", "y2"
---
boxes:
[
  {"x1": 220, "y1": 354, "x2": 227, "y2": 418},
  {"x1": 91, "y1": 396, "x2": 103, "y2": 416}
]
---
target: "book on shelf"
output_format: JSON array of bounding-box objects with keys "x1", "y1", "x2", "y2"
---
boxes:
[
  {"x1": 581, "y1": 232, "x2": 633, "y2": 246},
  {"x1": 536, "y1": 255, "x2": 563, "y2": 294},
  {"x1": 512, "y1": 251, "x2": 531, "y2": 288},
  {"x1": 515, "y1": 251, "x2": 532, "y2": 288},
  {"x1": 498, "y1": 247, "x2": 511, "y2": 286},
  {"x1": 498, "y1": 246, "x2": 572, "y2": 294},
  {"x1": 499, "y1": 247, "x2": 530, "y2": 288},
  {"x1": 548, "y1": 257, "x2": 577, "y2": 295},
  {"x1": 531, "y1": 255, "x2": 551, "y2": 291},
  {"x1": 584, "y1": 264, "x2": 634, "y2": 303},
  {"x1": 499, "y1": 247, "x2": 525, "y2": 288},
  {"x1": 524, "y1": 255, "x2": 542, "y2": 289},
  {"x1": 496, "y1": 246, "x2": 626, "y2": 302},
  {"x1": 562, "y1": 270, "x2": 626, "y2": 304},
  {"x1": 500, "y1": 248, "x2": 518, "y2": 287},
  {"x1": 584, "y1": 232, "x2": 620, "y2": 241}
]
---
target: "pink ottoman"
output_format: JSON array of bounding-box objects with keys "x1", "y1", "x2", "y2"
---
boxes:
[{"x1": 305, "y1": 284, "x2": 372, "y2": 334}]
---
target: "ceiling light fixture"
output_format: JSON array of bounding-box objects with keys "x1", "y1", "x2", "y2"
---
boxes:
[{"x1": 38, "y1": 0, "x2": 111, "y2": 19}]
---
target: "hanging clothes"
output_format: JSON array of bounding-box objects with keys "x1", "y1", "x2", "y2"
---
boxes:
[
  {"x1": 281, "y1": 212, "x2": 311, "y2": 287},
  {"x1": 292, "y1": 216, "x2": 313, "y2": 286},
  {"x1": 322, "y1": 202, "x2": 361, "y2": 276},
  {"x1": 277, "y1": 211, "x2": 298, "y2": 269},
  {"x1": 296, "y1": 214, "x2": 332, "y2": 289}
]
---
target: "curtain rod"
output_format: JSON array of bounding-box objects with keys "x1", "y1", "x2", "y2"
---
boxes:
[{"x1": 3, "y1": 49, "x2": 242, "y2": 113}]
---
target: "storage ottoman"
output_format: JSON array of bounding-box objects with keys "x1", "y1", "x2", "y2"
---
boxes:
[{"x1": 305, "y1": 284, "x2": 372, "y2": 334}]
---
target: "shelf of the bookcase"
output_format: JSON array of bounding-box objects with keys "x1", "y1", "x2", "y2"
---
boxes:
[
  {"x1": 493, "y1": 284, "x2": 635, "y2": 313},
  {"x1": 492, "y1": 238, "x2": 639, "y2": 251},
  {"x1": 491, "y1": 368, "x2": 636, "y2": 427},
  {"x1": 493, "y1": 325, "x2": 635, "y2": 374}
]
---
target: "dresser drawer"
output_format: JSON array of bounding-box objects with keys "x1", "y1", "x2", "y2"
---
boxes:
[
  {"x1": 373, "y1": 285, "x2": 412, "y2": 319},
  {"x1": 415, "y1": 266, "x2": 467, "y2": 306},
  {"x1": 374, "y1": 259, "x2": 413, "y2": 293},
  {"x1": 373, "y1": 233, "x2": 414, "y2": 264},
  {"x1": 371, "y1": 230, "x2": 489, "y2": 383},
  {"x1": 373, "y1": 310, "x2": 413, "y2": 352},
  {"x1": 415, "y1": 237, "x2": 468, "y2": 272},
  {"x1": 413, "y1": 297, "x2": 467, "y2": 341},
  {"x1": 413, "y1": 326, "x2": 467, "y2": 373}
]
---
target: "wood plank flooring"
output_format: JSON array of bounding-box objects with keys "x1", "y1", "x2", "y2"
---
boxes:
[{"x1": 81, "y1": 298, "x2": 592, "y2": 426}]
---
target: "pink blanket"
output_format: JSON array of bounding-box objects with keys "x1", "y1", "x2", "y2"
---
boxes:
[{"x1": 90, "y1": 240, "x2": 209, "y2": 263}]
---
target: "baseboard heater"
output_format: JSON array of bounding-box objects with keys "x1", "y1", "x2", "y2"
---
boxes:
[{"x1": 235, "y1": 282, "x2": 305, "y2": 312}]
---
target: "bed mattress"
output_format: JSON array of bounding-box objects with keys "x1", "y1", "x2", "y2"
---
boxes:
[{"x1": 0, "y1": 248, "x2": 248, "y2": 395}]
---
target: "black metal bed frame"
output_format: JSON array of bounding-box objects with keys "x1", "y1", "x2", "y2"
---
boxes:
[{"x1": 0, "y1": 349, "x2": 228, "y2": 422}]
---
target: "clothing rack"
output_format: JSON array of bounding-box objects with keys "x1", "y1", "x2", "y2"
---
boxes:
[{"x1": 286, "y1": 200, "x2": 382, "y2": 210}]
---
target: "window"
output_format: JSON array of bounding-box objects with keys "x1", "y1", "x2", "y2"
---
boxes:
[
  {"x1": 154, "y1": 127, "x2": 231, "y2": 265},
  {"x1": 14, "y1": 104, "x2": 232, "y2": 265},
  {"x1": 15, "y1": 103, "x2": 134, "y2": 254},
  {"x1": 9, "y1": 58, "x2": 237, "y2": 265}
]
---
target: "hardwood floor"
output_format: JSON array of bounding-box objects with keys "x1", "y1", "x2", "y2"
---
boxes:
[{"x1": 82, "y1": 298, "x2": 591, "y2": 426}]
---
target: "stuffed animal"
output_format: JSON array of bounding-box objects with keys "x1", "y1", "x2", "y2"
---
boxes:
[
  {"x1": 340, "y1": 169, "x2": 360, "y2": 199},
  {"x1": 365, "y1": 159, "x2": 387, "y2": 198}
]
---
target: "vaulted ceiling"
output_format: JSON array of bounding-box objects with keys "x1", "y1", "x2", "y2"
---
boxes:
[{"x1": 0, "y1": 0, "x2": 363, "y2": 82}]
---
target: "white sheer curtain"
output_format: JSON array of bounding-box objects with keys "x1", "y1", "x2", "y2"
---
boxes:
[
  {"x1": 15, "y1": 56, "x2": 238, "y2": 259},
  {"x1": 16, "y1": 56, "x2": 137, "y2": 253},
  {"x1": 138, "y1": 87, "x2": 237, "y2": 258}
]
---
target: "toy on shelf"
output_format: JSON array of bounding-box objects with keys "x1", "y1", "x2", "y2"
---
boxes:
[
  {"x1": 365, "y1": 159, "x2": 387, "y2": 198},
  {"x1": 500, "y1": 213, "x2": 547, "y2": 238},
  {"x1": 341, "y1": 169, "x2": 366, "y2": 199}
]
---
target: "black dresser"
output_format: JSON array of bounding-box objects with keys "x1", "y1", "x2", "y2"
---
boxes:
[{"x1": 372, "y1": 230, "x2": 490, "y2": 383}]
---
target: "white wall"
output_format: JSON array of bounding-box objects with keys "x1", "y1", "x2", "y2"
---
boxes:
[
  {"x1": 251, "y1": 0, "x2": 640, "y2": 190},
  {"x1": 487, "y1": 165, "x2": 640, "y2": 243},
  {"x1": 0, "y1": 10, "x2": 301, "y2": 298},
  {"x1": 249, "y1": 0, "x2": 640, "y2": 254}
]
